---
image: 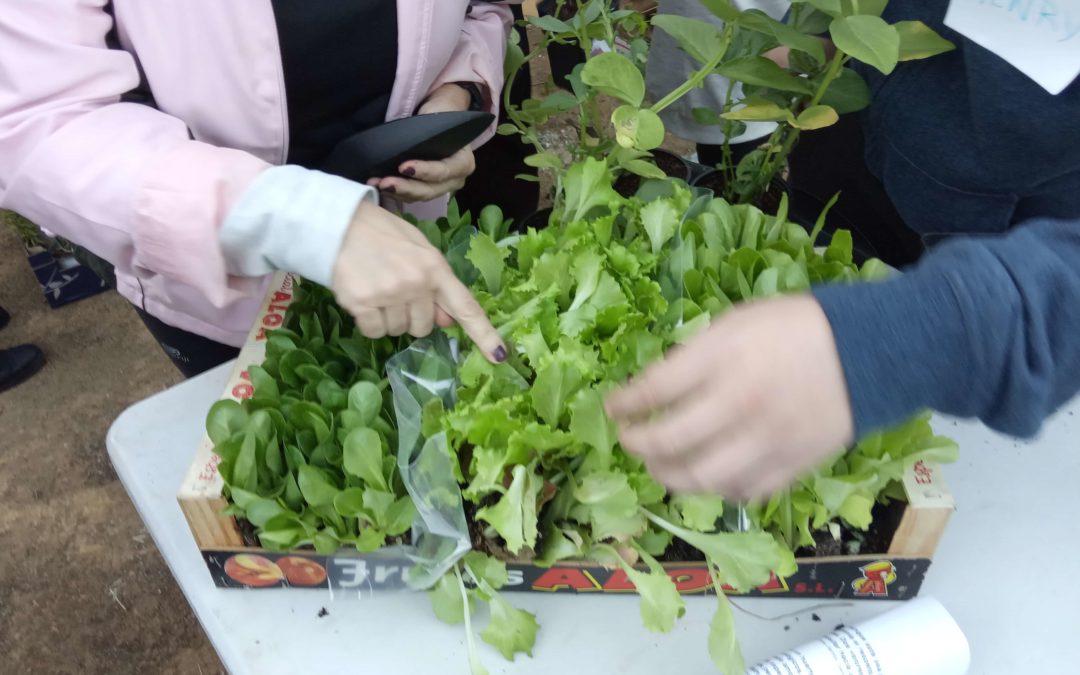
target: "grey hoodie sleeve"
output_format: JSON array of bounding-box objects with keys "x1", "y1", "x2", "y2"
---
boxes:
[{"x1": 813, "y1": 218, "x2": 1080, "y2": 438}]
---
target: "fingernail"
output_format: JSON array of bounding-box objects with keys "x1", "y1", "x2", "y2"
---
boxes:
[
  {"x1": 402, "y1": 167, "x2": 416, "y2": 177},
  {"x1": 384, "y1": 185, "x2": 396, "y2": 194},
  {"x1": 493, "y1": 345, "x2": 507, "y2": 363}
]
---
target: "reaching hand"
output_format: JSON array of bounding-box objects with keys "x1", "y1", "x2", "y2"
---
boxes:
[
  {"x1": 605, "y1": 295, "x2": 854, "y2": 501},
  {"x1": 332, "y1": 200, "x2": 507, "y2": 363},
  {"x1": 367, "y1": 83, "x2": 481, "y2": 203}
]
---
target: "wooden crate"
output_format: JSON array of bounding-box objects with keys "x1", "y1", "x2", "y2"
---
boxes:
[{"x1": 178, "y1": 272, "x2": 954, "y2": 598}]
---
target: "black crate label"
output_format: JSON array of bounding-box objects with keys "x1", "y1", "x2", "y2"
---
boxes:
[{"x1": 204, "y1": 551, "x2": 929, "y2": 600}]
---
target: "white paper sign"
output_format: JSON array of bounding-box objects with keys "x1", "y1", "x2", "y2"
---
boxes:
[
  {"x1": 750, "y1": 597, "x2": 970, "y2": 675},
  {"x1": 944, "y1": 0, "x2": 1080, "y2": 95}
]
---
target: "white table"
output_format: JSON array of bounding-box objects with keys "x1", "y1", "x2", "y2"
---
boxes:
[{"x1": 107, "y1": 362, "x2": 1080, "y2": 675}]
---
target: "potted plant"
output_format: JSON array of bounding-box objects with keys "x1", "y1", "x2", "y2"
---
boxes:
[{"x1": 2, "y1": 210, "x2": 108, "y2": 308}]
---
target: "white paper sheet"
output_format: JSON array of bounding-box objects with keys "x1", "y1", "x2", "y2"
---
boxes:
[
  {"x1": 749, "y1": 597, "x2": 970, "y2": 675},
  {"x1": 944, "y1": 0, "x2": 1080, "y2": 95}
]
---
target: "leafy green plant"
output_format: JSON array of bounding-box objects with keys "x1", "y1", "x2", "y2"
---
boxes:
[
  {"x1": 502, "y1": 1, "x2": 953, "y2": 210},
  {"x1": 690, "y1": 0, "x2": 954, "y2": 203}
]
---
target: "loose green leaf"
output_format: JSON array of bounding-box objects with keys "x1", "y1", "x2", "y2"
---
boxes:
[
  {"x1": 478, "y1": 580, "x2": 540, "y2": 660},
  {"x1": 645, "y1": 510, "x2": 795, "y2": 591},
  {"x1": 820, "y1": 67, "x2": 871, "y2": 114},
  {"x1": 429, "y1": 572, "x2": 474, "y2": 625},
  {"x1": 707, "y1": 584, "x2": 746, "y2": 675},
  {"x1": 607, "y1": 545, "x2": 686, "y2": 633}
]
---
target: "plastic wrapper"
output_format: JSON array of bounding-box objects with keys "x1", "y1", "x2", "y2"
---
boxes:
[{"x1": 385, "y1": 334, "x2": 472, "y2": 590}]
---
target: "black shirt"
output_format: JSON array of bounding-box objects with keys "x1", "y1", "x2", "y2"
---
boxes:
[{"x1": 270, "y1": 1, "x2": 399, "y2": 167}]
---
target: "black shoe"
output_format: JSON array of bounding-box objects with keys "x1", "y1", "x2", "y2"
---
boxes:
[
  {"x1": 0, "y1": 306, "x2": 9, "y2": 331},
  {"x1": 0, "y1": 345, "x2": 45, "y2": 393}
]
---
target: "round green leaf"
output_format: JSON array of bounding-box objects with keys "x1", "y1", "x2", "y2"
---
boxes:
[
  {"x1": 343, "y1": 427, "x2": 389, "y2": 491},
  {"x1": 347, "y1": 381, "x2": 382, "y2": 426},
  {"x1": 612, "y1": 106, "x2": 665, "y2": 151},
  {"x1": 581, "y1": 52, "x2": 645, "y2": 106},
  {"x1": 829, "y1": 15, "x2": 900, "y2": 75},
  {"x1": 820, "y1": 67, "x2": 871, "y2": 114},
  {"x1": 206, "y1": 399, "x2": 247, "y2": 445}
]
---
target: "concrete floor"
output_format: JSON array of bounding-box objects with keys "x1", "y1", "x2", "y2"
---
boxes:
[{"x1": 0, "y1": 225, "x2": 222, "y2": 674}]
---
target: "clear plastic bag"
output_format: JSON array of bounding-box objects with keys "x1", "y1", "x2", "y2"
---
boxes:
[{"x1": 385, "y1": 334, "x2": 472, "y2": 590}]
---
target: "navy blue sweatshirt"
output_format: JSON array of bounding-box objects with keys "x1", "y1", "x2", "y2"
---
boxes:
[{"x1": 812, "y1": 1, "x2": 1080, "y2": 438}]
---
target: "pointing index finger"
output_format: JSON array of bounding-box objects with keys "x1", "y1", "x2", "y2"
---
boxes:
[{"x1": 433, "y1": 266, "x2": 506, "y2": 364}]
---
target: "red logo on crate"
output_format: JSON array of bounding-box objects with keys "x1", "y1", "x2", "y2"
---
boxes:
[
  {"x1": 912, "y1": 460, "x2": 935, "y2": 485},
  {"x1": 255, "y1": 277, "x2": 294, "y2": 341},
  {"x1": 851, "y1": 561, "x2": 897, "y2": 597}
]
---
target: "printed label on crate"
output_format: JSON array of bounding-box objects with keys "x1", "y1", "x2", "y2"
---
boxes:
[
  {"x1": 178, "y1": 273, "x2": 296, "y2": 499},
  {"x1": 204, "y1": 550, "x2": 929, "y2": 600}
]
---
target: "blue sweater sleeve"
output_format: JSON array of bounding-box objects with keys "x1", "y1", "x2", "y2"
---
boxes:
[{"x1": 812, "y1": 218, "x2": 1080, "y2": 438}]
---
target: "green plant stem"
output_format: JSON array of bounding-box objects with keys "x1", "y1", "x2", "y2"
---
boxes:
[
  {"x1": 649, "y1": 26, "x2": 734, "y2": 116},
  {"x1": 504, "y1": 42, "x2": 552, "y2": 156},
  {"x1": 753, "y1": 50, "x2": 846, "y2": 201},
  {"x1": 454, "y1": 564, "x2": 486, "y2": 675}
]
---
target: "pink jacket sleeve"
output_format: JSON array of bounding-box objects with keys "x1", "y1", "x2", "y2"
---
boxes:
[
  {"x1": 429, "y1": 1, "x2": 514, "y2": 147},
  {"x1": 0, "y1": 1, "x2": 270, "y2": 308}
]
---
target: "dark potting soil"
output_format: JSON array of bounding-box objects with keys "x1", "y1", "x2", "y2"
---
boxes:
[
  {"x1": 237, "y1": 516, "x2": 261, "y2": 548},
  {"x1": 615, "y1": 152, "x2": 689, "y2": 198}
]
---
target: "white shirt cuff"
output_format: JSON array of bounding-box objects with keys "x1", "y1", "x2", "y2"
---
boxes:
[{"x1": 218, "y1": 165, "x2": 378, "y2": 287}]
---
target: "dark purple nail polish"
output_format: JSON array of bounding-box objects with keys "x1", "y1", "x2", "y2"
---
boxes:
[
  {"x1": 402, "y1": 167, "x2": 416, "y2": 177},
  {"x1": 384, "y1": 185, "x2": 396, "y2": 194},
  {"x1": 493, "y1": 345, "x2": 507, "y2": 363}
]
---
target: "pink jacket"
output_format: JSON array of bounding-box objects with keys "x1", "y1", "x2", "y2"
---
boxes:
[{"x1": 0, "y1": 0, "x2": 511, "y2": 346}]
